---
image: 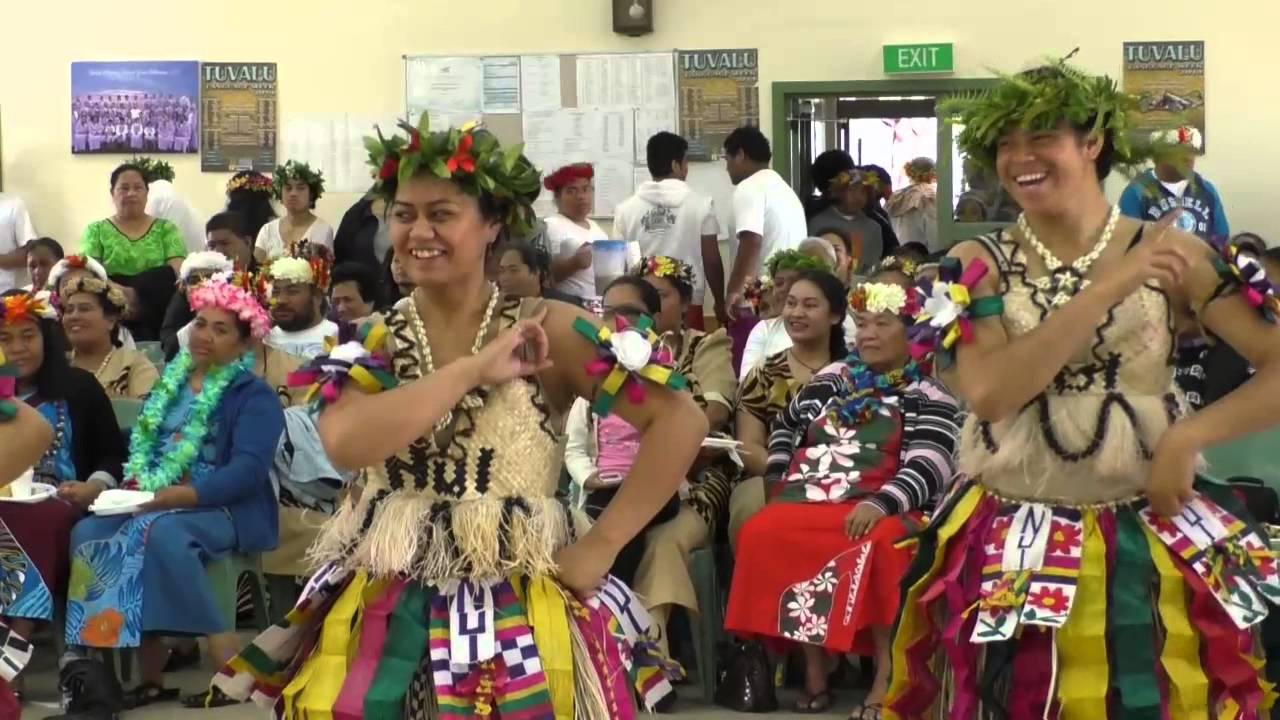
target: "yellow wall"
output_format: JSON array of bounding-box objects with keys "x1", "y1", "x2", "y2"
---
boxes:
[{"x1": 3, "y1": 0, "x2": 1277, "y2": 247}]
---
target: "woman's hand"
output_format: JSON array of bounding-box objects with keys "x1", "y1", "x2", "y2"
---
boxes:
[
  {"x1": 1145, "y1": 426, "x2": 1198, "y2": 517},
  {"x1": 554, "y1": 534, "x2": 618, "y2": 599},
  {"x1": 57, "y1": 481, "x2": 102, "y2": 508},
  {"x1": 1096, "y1": 211, "x2": 1191, "y2": 303},
  {"x1": 136, "y1": 485, "x2": 199, "y2": 514},
  {"x1": 844, "y1": 502, "x2": 887, "y2": 539},
  {"x1": 464, "y1": 308, "x2": 553, "y2": 388}
]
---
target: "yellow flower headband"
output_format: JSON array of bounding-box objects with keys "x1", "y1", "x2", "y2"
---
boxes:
[
  {"x1": 634, "y1": 255, "x2": 694, "y2": 289},
  {"x1": 58, "y1": 276, "x2": 129, "y2": 314},
  {"x1": 849, "y1": 282, "x2": 919, "y2": 317}
]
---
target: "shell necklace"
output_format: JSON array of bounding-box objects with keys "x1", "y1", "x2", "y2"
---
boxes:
[
  {"x1": 407, "y1": 283, "x2": 500, "y2": 436},
  {"x1": 73, "y1": 349, "x2": 115, "y2": 382},
  {"x1": 1017, "y1": 205, "x2": 1119, "y2": 307}
]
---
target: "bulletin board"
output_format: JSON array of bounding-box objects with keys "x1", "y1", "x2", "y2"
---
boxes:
[{"x1": 402, "y1": 52, "x2": 679, "y2": 220}]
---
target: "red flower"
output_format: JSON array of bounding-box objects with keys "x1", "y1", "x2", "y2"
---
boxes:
[
  {"x1": 379, "y1": 156, "x2": 399, "y2": 181},
  {"x1": 1047, "y1": 521, "x2": 1082, "y2": 555},
  {"x1": 408, "y1": 129, "x2": 422, "y2": 152},
  {"x1": 1027, "y1": 586, "x2": 1070, "y2": 612},
  {"x1": 447, "y1": 134, "x2": 476, "y2": 174}
]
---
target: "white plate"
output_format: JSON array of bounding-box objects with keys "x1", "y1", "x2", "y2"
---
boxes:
[
  {"x1": 89, "y1": 489, "x2": 154, "y2": 516},
  {"x1": 701, "y1": 437, "x2": 743, "y2": 449},
  {"x1": 90, "y1": 503, "x2": 150, "y2": 516},
  {"x1": 0, "y1": 483, "x2": 58, "y2": 504}
]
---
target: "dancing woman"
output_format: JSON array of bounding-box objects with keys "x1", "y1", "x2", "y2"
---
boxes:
[
  {"x1": 217, "y1": 116, "x2": 706, "y2": 719},
  {"x1": 886, "y1": 58, "x2": 1280, "y2": 719}
]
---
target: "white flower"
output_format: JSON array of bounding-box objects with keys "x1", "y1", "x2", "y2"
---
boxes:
[
  {"x1": 327, "y1": 341, "x2": 369, "y2": 365},
  {"x1": 925, "y1": 282, "x2": 962, "y2": 328},
  {"x1": 801, "y1": 617, "x2": 828, "y2": 639},
  {"x1": 611, "y1": 329, "x2": 654, "y2": 371},
  {"x1": 804, "y1": 443, "x2": 860, "y2": 474},
  {"x1": 811, "y1": 569, "x2": 839, "y2": 593},
  {"x1": 805, "y1": 479, "x2": 851, "y2": 502},
  {"x1": 269, "y1": 257, "x2": 315, "y2": 285},
  {"x1": 786, "y1": 592, "x2": 815, "y2": 618},
  {"x1": 864, "y1": 283, "x2": 908, "y2": 315}
]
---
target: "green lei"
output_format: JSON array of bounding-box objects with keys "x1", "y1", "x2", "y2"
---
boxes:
[{"x1": 124, "y1": 349, "x2": 255, "y2": 492}]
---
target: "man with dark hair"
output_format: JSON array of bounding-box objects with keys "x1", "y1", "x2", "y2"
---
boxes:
[
  {"x1": 614, "y1": 131, "x2": 725, "y2": 328},
  {"x1": 329, "y1": 262, "x2": 381, "y2": 323},
  {"x1": 1119, "y1": 126, "x2": 1227, "y2": 241},
  {"x1": 160, "y1": 212, "x2": 259, "y2": 360},
  {"x1": 721, "y1": 126, "x2": 806, "y2": 319},
  {"x1": 204, "y1": 211, "x2": 256, "y2": 271}
]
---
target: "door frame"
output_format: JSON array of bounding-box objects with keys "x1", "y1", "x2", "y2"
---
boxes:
[{"x1": 770, "y1": 78, "x2": 1003, "y2": 249}]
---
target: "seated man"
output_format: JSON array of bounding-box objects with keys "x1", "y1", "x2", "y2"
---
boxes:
[
  {"x1": 64, "y1": 278, "x2": 284, "y2": 709},
  {"x1": 328, "y1": 262, "x2": 380, "y2": 324},
  {"x1": 265, "y1": 255, "x2": 337, "y2": 360},
  {"x1": 162, "y1": 211, "x2": 257, "y2": 360}
]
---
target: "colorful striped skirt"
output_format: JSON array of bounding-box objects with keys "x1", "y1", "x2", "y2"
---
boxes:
[
  {"x1": 214, "y1": 565, "x2": 677, "y2": 720},
  {"x1": 885, "y1": 480, "x2": 1280, "y2": 720}
]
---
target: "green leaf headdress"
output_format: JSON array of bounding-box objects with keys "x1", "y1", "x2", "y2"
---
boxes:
[
  {"x1": 940, "y1": 50, "x2": 1188, "y2": 176},
  {"x1": 131, "y1": 156, "x2": 175, "y2": 183},
  {"x1": 766, "y1": 248, "x2": 832, "y2": 277},
  {"x1": 272, "y1": 160, "x2": 326, "y2": 203},
  {"x1": 364, "y1": 113, "x2": 543, "y2": 236}
]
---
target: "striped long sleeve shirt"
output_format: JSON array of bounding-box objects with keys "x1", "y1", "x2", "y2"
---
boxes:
[{"x1": 764, "y1": 369, "x2": 961, "y2": 515}]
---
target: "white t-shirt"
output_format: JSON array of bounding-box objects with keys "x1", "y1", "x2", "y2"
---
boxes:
[
  {"x1": 731, "y1": 169, "x2": 807, "y2": 273},
  {"x1": 146, "y1": 180, "x2": 206, "y2": 255},
  {"x1": 614, "y1": 179, "x2": 720, "y2": 301},
  {"x1": 1160, "y1": 179, "x2": 1190, "y2": 198},
  {"x1": 738, "y1": 314, "x2": 859, "y2": 380},
  {"x1": 545, "y1": 214, "x2": 609, "y2": 301},
  {"x1": 0, "y1": 194, "x2": 38, "y2": 293},
  {"x1": 266, "y1": 319, "x2": 338, "y2": 361},
  {"x1": 257, "y1": 217, "x2": 336, "y2": 260}
]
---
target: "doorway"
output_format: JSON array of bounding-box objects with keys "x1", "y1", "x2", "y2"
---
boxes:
[{"x1": 770, "y1": 78, "x2": 1014, "y2": 250}]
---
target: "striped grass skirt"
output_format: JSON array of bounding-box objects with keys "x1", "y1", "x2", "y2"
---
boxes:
[
  {"x1": 214, "y1": 565, "x2": 676, "y2": 719},
  {"x1": 885, "y1": 479, "x2": 1280, "y2": 720}
]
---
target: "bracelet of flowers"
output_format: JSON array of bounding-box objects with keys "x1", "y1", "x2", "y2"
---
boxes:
[
  {"x1": 1211, "y1": 235, "x2": 1279, "y2": 323},
  {"x1": 908, "y1": 257, "x2": 1004, "y2": 368},
  {"x1": 289, "y1": 321, "x2": 399, "y2": 409},
  {"x1": 573, "y1": 314, "x2": 687, "y2": 416}
]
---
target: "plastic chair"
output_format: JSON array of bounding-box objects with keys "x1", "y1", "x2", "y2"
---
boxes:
[
  {"x1": 110, "y1": 398, "x2": 144, "y2": 432},
  {"x1": 135, "y1": 341, "x2": 165, "y2": 366},
  {"x1": 1203, "y1": 427, "x2": 1280, "y2": 489},
  {"x1": 687, "y1": 545, "x2": 728, "y2": 702},
  {"x1": 208, "y1": 552, "x2": 271, "y2": 632}
]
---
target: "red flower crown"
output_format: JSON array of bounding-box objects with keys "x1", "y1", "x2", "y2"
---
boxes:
[{"x1": 543, "y1": 163, "x2": 594, "y2": 192}]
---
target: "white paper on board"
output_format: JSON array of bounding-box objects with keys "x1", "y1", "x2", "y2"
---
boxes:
[
  {"x1": 482, "y1": 56, "x2": 521, "y2": 114},
  {"x1": 520, "y1": 55, "x2": 562, "y2": 112},
  {"x1": 634, "y1": 108, "x2": 677, "y2": 163},
  {"x1": 406, "y1": 56, "x2": 483, "y2": 115},
  {"x1": 592, "y1": 161, "x2": 636, "y2": 217}
]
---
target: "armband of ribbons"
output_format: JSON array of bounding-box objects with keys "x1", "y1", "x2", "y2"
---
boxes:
[
  {"x1": 908, "y1": 257, "x2": 1004, "y2": 369},
  {"x1": 288, "y1": 322, "x2": 399, "y2": 409},
  {"x1": 1211, "y1": 236, "x2": 1279, "y2": 323},
  {"x1": 0, "y1": 349, "x2": 17, "y2": 422},
  {"x1": 573, "y1": 314, "x2": 687, "y2": 417}
]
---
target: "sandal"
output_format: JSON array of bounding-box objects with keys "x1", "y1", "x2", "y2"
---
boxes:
[
  {"x1": 850, "y1": 702, "x2": 884, "y2": 720},
  {"x1": 124, "y1": 681, "x2": 179, "y2": 709},
  {"x1": 794, "y1": 689, "x2": 836, "y2": 713},
  {"x1": 181, "y1": 687, "x2": 241, "y2": 709}
]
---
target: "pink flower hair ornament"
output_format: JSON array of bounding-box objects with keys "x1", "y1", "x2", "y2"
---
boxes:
[{"x1": 189, "y1": 279, "x2": 272, "y2": 340}]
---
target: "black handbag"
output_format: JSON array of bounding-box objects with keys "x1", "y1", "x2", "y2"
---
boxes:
[{"x1": 714, "y1": 640, "x2": 778, "y2": 713}]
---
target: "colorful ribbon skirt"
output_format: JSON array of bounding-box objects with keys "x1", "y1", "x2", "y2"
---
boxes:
[
  {"x1": 886, "y1": 479, "x2": 1280, "y2": 720},
  {"x1": 214, "y1": 564, "x2": 676, "y2": 720}
]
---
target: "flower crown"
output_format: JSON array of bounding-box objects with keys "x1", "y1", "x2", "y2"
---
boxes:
[
  {"x1": 849, "y1": 282, "x2": 919, "y2": 317},
  {"x1": 829, "y1": 170, "x2": 874, "y2": 192},
  {"x1": 268, "y1": 251, "x2": 332, "y2": 292},
  {"x1": 1152, "y1": 125, "x2": 1203, "y2": 153},
  {"x1": 48, "y1": 254, "x2": 108, "y2": 291},
  {"x1": 634, "y1": 255, "x2": 694, "y2": 289},
  {"x1": 903, "y1": 159, "x2": 937, "y2": 184},
  {"x1": 0, "y1": 292, "x2": 57, "y2": 327},
  {"x1": 179, "y1": 251, "x2": 235, "y2": 284},
  {"x1": 766, "y1": 249, "x2": 832, "y2": 277},
  {"x1": 226, "y1": 172, "x2": 273, "y2": 195},
  {"x1": 58, "y1": 276, "x2": 128, "y2": 313},
  {"x1": 189, "y1": 279, "x2": 272, "y2": 340},
  {"x1": 743, "y1": 276, "x2": 770, "y2": 314},
  {"x1": 227, "y1": 268, "x2": 272, "y2": 307},
  {"x1": 544, "y1": 163, "x2": 594, "y2": 193},
  {"x1": 131, "y1": 156, "x2": 175, "y2": 183},
  {"x1": 272, "y1": 160, "x2": 325, "y2": 202},
  {"x1": 941, "y1": 51, "x2": 1167, "y2": 173},
  {"x1": 873, "y1": 255, "x2": 919, "y2": 279},
  {"x1": 365, "y1": 113, "x2": 542, "y2": 236}
]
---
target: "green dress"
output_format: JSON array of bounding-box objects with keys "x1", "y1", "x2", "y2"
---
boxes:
[{"x1": 81, "y1": 218, "x2": 186, "y2": 276}]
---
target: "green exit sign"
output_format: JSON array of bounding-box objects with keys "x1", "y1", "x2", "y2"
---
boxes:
[{"x1": 883, "y1": 43, "x2": 954, "y2": 75}]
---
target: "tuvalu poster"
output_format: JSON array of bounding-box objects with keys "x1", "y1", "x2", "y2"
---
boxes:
[
  {"x1": 677, "y1": 49, "x2": 759, "y2": 161},
  {"x1": 201, "y1": 62, "x2": 278, "y2": 171},
  {"x1": 1122, "y1": 41, "x2": 1205, "y2": 146}
]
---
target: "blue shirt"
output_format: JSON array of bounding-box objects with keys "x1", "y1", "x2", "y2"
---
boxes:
[{"x1": 1119, "y1": 170, "x2": 1229, "y2": 241}]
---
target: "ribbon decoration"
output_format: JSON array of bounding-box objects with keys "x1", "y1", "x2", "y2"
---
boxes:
[
  {"x1": 573, "y1": 314, "x2": 688, "y2": 417},
  {"x1": 908, "y1": 257, "x2": 1004, "y2": 369},
  {"x1": 1211, "y1": 235, "x2": 1279, "y2": 323},
  {"x1": 0, "y1": 349, "x2": 17, "y2": 422},
  {"x1": 289, "y1": 322, "x2": 398, "y2": 409}
]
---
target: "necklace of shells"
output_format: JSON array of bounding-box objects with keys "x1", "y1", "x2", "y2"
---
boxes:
[
  {"x1": 407, "y1": 283, "x2": 500, "y2": 437},
  {"x1": 1017, "y1": 205, "x2": 1119, "y2": 307}
]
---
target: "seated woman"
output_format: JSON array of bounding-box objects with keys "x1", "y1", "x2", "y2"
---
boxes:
[
  {"x1": 729, "y1": 270, "x2": 850, "y2": 545},
  {"x1": 61, "y1": 275, "x2": 158, "y2": 399},
  {"x1": 628, "y1": 256, "x2": 739, "y2": 655},
  {"x1": 49, "y1": 254, "x2": 138, "y2": 349},
  {"x1": 496, "y1": 239, "x2": 583, "y2": 307},
  {"x1": 725, "y1": 272, "x2": 961, "y2": 718},
  {"x1": 565, "y1": 276, "x2": 682, "y2": 585},
  {"x1": 0, "y1": 291, "x2": 126, "y2": 690},
  {"x1": 64, "y1": 278, "x2": 285, "y2": 709},
  {"x1": 23, "y1": 237, "x2": 64, "y2": 292}
]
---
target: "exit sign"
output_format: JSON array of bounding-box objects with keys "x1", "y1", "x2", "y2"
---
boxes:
[{"x1": 883, "y1": 43, "x2": 954, "y2": 75}]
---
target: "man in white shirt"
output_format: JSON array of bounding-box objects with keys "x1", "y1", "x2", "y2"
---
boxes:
[
  {"x1": 721, "y1": 127, "x2": 807, "y2": 315},
  {"x1": 0, "y1": 193, "x2": 38, "y2": 293},
  {"x1": 265, "y1": 256, "x2": 338, "y2": 360},
  {"x1": 614, "y1": 132, "x2": 725, "y2": 329}
]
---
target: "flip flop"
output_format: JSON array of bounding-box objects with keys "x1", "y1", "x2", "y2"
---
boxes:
[
  {"x1": 181, "y1": 687, "x2": 242, "y2": 709},
  {"x1": 794, "y1": 689, "x2": 836, "y2": 714},
  {"x1": 123, "y1": 682, "x2": 179, "y2": 709}
]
